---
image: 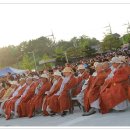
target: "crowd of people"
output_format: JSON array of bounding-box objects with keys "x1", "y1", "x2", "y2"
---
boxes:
[{"x1": 0, "y1": 49, "x2": 130, "y2": 120}]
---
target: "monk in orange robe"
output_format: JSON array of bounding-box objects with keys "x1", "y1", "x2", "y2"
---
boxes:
[
  {"x1": 42, "y1": 71, "x2": 63, "y2": 116},
  {"x1": 3, "y1": 78, "x2": 27, "y2": 120},
  {"x1": 49, "y1": 67, "x2": 78, "y2": 116},
  {"x1": 83, "y1": 63, "x2": 109, "y2": 116},
  {"x1": 0, "y1": 81, "x2": 17, "y2": 103},
  {"x1": 16, "y1": 77, "x2": 38, "y2": 117},
  {"x1": 0, "y1": 81, "x2": 18, "y2": 118},
  {"x1": 0, "y1": 80, "x2": 11, "y2": 100},
  {"x1": 118, "y1": 56, "x2": 130, "y2": 101},
  {"x1": 0, "y1": 85, "x2": 6, "y2": 100},
  {"x1": 100, "y1": 57, "x2": 129, "y2": 114},
  {"x1": 27, "y1": 74, "x2": 51, "y2": 118},
  {"x1": 73, "y1": 64, "x2": 89, "y2": 96}
]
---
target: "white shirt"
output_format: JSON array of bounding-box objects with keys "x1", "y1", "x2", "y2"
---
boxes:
[
  {"x1": 12, "y1": 86, "x2": 21, "y2": 98},
  {"x1": 10, "y1": 83, "x2": 26, "y2": 99},
  {"x1": 81, "y1": 78, "x2": 89, "y2": 91},
  {"x1": 21, "y1": 82, "x2": 33, "y2": 98},
  {"x1": 45, "y1": 79, "x2": 60, "y2": 95},
  {"x1": 105, "y1": 65, "x2": 121, "y2": 81},
  {"x1": 92, "y1": 72, "x2": 97, "y2": 77},
  {"x1": 35, "y1": 82, "x2": 43, "y2": 95},
  {"x1": 55, "y1": 76, "x2": 71, "y2": 96}
]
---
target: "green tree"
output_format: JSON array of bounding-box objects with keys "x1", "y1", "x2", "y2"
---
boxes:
[
  {"x1": 21, "y1": 54, "x2": 33, "y2": 70},
  {"x1": 122, "y1": 33, "x2": 130, "y2": 44},
  {"x1": 41, "y1": 54, "x2": 55, "y2": 68},
  {"x1": 83, "y1": 45, "x2": 96, "y2": 57},
  {"x1": 101, "y1": 34, "x2": 122, "y2": 52}
]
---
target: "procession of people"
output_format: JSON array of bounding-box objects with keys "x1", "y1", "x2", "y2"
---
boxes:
[{"x1": 0, "y1": 49, "x2": 130, "y2": 120}]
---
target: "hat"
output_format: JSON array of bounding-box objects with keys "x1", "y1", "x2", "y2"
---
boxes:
[
  {"x1": 110, "y1": 57, "x2": 123, "y2": 64},
  {"x1": 26, "y1": 77, "x2": 33, "y2": 80},
  {"x1": 93, "y1": 62, "x2": 99, "y2": 68},
  {"x1": 32, "y1": 75, "x2": 39, "y2": 80},
  {"x1": 62, "y1": 67, "x2": 73, "y2": 73},
  {"x1": 118, "y1": 56, "x2": 127, "y2": 63},
  {"x1": 53, "y1": 71, "x2": 62, "y2": 77},
  {"x1": 9, "y1": 81, "x2": 18, "y2": 85},
  {"x1": 19, "y1": 78, "x2": 26, "y2": 81},
  {"x1": 40, "y1": 74, "x2": 48, "y2": 79},
  {"x1": 77, "y1": 64, "x2": 85, "y2": 70}
]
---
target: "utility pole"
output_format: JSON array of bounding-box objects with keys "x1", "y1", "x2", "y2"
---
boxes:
[
  {"x1": 104, "y1": 24, "x2": 113, "y2": 50},
  {"x1": 45, "y1": 31, "x2": 56, "y2": 44},
  {"x1": 28, "y1": 51, "x2": 37, "y2": 71},
  {"x1": 64, "y1": 51, "x2": 68, "y2": 63},
  {"x1": 51, "y1": 31, "x2": 56, "y2": 44},
  {"x1": 104, "y1": 24, "x2": 112, "y2": 34},
  {"x1": 127, "y1": 22, "x2": 130, "y2": 34},
  {"x1": 123, "y1": 21, "x2": 130, "y2": 34},
  {"x1": 122, "y1": 21, "x2": 130, "y2": 45}
]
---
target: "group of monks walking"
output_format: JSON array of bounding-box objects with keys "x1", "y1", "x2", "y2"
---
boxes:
[{"x1": 0, "y1": 55, "x2": 129, "y2": 120}]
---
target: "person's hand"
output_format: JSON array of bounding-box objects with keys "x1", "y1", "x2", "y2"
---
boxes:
[{"x1": 45, "y1": 91, "x2": 50, "y2": 95}]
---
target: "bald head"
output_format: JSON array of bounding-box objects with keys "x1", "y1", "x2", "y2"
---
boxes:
[
  {"x1": 26, "y1": 77, "x2": 33, "y2": 85},
  {"x1": 95, "y1": 63, "x2": 103, "y2": 73},
  {"x1": 19, "y1": 78, "x2": 26, "y2": 86},
  {"x1": 103, "y1": 62, "x2": 109, "y2": 70}
]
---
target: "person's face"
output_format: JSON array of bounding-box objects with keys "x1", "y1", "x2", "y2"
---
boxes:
[
  {"x1": 112, "y1": 63, "x2": 120, "y2": 68},
  {"x1": 96, "y1": 66, "x2": 103, "y2": 73},
  {"x1": 63, "y1": 72, "x2": 72, "y2": 77},
  {"x1": 103, "y1": 63, "x2": 109, "y2": 70},
  {"x1": 79, "y1": 69, "x2": 85, "y2": 74},
  {"x1": 41, "y1": 78, "x2": 47, "y2": 83},
  {"x1": 20, "y1": 79, "x2": 26, "y2": 86},
  {"x1": 11, "y1": 84, "x2": 17, "y2": 88},
  {"x1": 26, "y1": 79, "x2": 33, "y2": 85},
  {"x1": 33, "y1": 78, "x2": 38, "y2": 82},
  {"x1": 48, "y1": 72, "x2": 53, "y2": 78},
  {"x1": 54, "y1": 75, "x2": 61, "y2": 80}
]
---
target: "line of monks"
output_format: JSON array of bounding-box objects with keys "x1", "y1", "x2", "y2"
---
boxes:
[{"x1": 0, "y1": 55, "x2": 129, "y2": 120}]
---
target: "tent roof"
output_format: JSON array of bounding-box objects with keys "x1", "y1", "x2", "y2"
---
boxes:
[{"x1": 0, "y1": 67, "x2": 26, "y2": 77}]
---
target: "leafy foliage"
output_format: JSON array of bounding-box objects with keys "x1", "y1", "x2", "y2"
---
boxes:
[
  {"x1": 0, "y1": 33, "x2": 127, "y2": 69},
  {"x1": 101, "y1": 34, "x2": 122, "y2": 51}
]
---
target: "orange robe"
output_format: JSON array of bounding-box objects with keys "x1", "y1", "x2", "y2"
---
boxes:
[
  {"x1": 100, "y1": 67, "x2": 129, "y2": 114},
  {"x1": 42, "y1": 78, "x2": 63, "y2": 115},
  {"x1": 122, "y1": 65, "x2": 130, "y2": 101},
  {"x1": 4, "y1": 84, "x2": 27, "y2": 120},
  {"x1": 73, "y1": 71, "x2": 89, "y2": 96},
  {"x1": 47, "y1": 95, "x2": 60, "y2": 113},
  {"x1": 0, "y1": 88, "x2": 6, "y2": 100},
  {"x1": 49, "y1": 76, "x2": 78, "y2": 113},
  {"x1": 17, "y1": 82, "x2": 38, "y2": 117},
  {"x1": 0, "y1": 87, "x2": 17, "y2": 103},
  {"x1": 84, "y1": 71, "x2": 109, "y2": 112},
  {"x1": 59, "y1": 76, "x2": 78, "y2": 112},
  {"x1": 27, "y1": 81, "x2": 51, "y2": 118}
]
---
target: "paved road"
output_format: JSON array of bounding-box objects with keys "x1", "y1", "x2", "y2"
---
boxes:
[{"x1": 0, "y1": 106, "x2": 130, "y2": 126}]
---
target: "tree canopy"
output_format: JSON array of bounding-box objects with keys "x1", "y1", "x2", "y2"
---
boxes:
[{"x1": 0, "y1": 33, "x2": 128, "y2": 70}]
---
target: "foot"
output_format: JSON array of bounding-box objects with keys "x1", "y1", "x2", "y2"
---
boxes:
[
  {"x1": 49, "y1": 111, "x2": 56, "y2": 116},
  {"x1": 0, "y1": 114, "x2": 3, "y2": 118},
  {"x1": 5, "y1": 115, "x2": 10, "y2": 120},
  {"x1": 82, "y1": 108, "x2": 96, "y2": 116},
  {"x1": 14, "y1": 112, "x2": 18, "y2": 117},
  {"x1": 117, "y1": 109, "x2": 126, "y2": 112},
  {"x1": 61, "y1": 111, "x2": 68, "y2": 117}
]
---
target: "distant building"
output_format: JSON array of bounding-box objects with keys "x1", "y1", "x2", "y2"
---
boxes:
[
  {"x1": 39, "y1": 59, "x2": 56, "y2": 65},
  {"x1": 91, "y1": 44, "x2": 102, "y2": 53},
  {"x1": 122, "y1": 43, "x2": 130, "y2": 50}
]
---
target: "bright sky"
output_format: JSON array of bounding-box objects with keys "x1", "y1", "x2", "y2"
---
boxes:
[{"x1": 0, "y1": 2, "x2": 130, "y2": 47}]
